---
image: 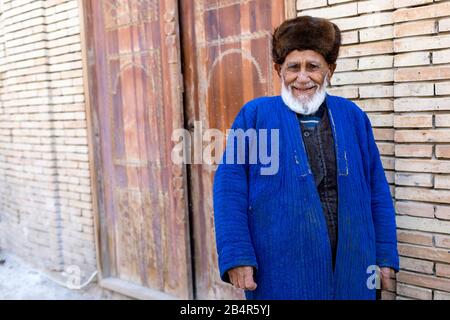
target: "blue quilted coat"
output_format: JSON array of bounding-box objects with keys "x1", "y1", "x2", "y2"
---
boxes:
[{"x1": 213, "y1": 94, "x2": 399, "y2": 300}]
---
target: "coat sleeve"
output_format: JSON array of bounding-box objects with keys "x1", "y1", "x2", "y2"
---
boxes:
[
  {"x1": 363, "y1": 113, "x2": 400, "y2": 272},
  {"x1": 213, "y1": 106, "x2": 258, "y2": 284}
]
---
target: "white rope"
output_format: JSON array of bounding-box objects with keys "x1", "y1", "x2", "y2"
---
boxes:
[{"x1": 39, "y1": 269, "x2": 98, "y2": 290}]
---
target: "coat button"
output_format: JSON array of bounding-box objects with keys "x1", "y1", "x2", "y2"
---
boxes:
[{"x1": 303, "y1": 131, "x2": 310, "y2": 137}]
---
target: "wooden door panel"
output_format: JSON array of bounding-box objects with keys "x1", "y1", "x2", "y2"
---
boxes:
[
  {"x1": 180, "y1": 0, "x2": 292, "y2": 299},
  {"x1": 81, "y1": 0, "x2": 192, "y2": 299}
]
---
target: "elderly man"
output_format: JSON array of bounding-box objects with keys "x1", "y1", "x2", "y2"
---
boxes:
[{"x1": 213, "y1": 16, "x2": 399, "y2": 300}]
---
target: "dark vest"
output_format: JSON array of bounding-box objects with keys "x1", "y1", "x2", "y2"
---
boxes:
[{"x1": 297, "y1": 101, "x2": 339, "y2": 269}]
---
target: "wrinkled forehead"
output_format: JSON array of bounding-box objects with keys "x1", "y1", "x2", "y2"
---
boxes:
[{"x1": 282, "y1": 50, "x2": 327, "y2": 66}]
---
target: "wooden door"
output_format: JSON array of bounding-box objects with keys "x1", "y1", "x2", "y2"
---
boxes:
[
  {"x1": 179, "y1": 0, "x2": 294, "y2": 299},
  {"x1": 80, "y1": 0, "x2": 192, "y2": 299}
]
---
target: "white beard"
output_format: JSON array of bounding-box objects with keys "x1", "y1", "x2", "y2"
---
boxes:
[{"x1": 281, "y1": 75, "x2": 329, "y2": 115}]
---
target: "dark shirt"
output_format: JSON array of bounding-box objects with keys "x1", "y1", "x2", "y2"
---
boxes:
[{"x1": 297, "y1": 101, "x2": 339, "y2": 270}]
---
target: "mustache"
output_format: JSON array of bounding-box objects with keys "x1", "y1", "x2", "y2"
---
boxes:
[{"x1": 289, "y1": 76, "x2": 330, "y2": 91}]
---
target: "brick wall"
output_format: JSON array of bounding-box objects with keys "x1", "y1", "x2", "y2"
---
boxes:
[
  {"x1": 0, "y1": 0, "x2": 96, "y2": 278},
  {"x1": 0, "y1": 0, "x2": 448, "y2": 300},
  {"x1": 298, "y1": 0, "x2": 450, "y2": 299}
]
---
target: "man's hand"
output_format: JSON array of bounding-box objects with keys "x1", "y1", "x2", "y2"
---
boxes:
[
  {"x1": 227, "y1": 266, "x2": 257, "y2": 291},
  {"x1": 380, "y1": 267, "x2": 395, "y2": 291}
]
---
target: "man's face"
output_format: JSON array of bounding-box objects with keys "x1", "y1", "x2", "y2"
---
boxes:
[{"x1": 277, "y1": 50, "x2": 335, "y2": 103}]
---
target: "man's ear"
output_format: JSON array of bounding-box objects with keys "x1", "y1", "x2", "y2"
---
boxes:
[
  {"x1": 274, "y1": 64, "x2": 281, "y2": 77},
  {"x1": 328, "y1": 63, "x2": 337, "y2": 79}
]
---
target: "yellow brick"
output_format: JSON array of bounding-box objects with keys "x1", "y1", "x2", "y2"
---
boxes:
[
  {"x1": 435, "y1": 175, "x2": 450, "y2": 190},
  {"x1": 397, "y1": 229, "x2": 434, "y2": 246},
  {"x1": 394, "y1": 114, "x2": 433, "y2": 128},
  {"x1": 341, "y1": 31, "x2": 359, "y2": 45},
  {"x1": 378, "y1": 142, "x2": 395, "y2": 155},
  {"x1": 367, "y1": 114, "x2": 394, "y2": 128},
  {"x1": 332, "y1": 69, "x2": 393, "y2": 85},
  {"x1": 436, "y1": 115, "x2": 450, "y2": 127},
  {"x1": 436, "y1": 145, "x2": 450, "y2": 159},
  {"x1": 301, "y1": 2, "x2": 358, "y2": 19},
  {"x1": 439, "y1": 17, "x2": 450, "y2": 32},
  {"x1": 436, "y1": 263, "x2": 450, "y2": 278},
  {"x1": 335, "y1": 58, "x2": 358, "y2": 72},
  {"x1": 394, "y1": 98, "x2": 450, "y2": 112},
  {"x1": 435, "y1": 234, "x2": 450, "y2": 248},
  {"x1": 374, "y1": 128, "x2": 394, "y2": 141},
  {"x1": 329, "y1": 0, "x2": 354, "y2": 3},
  {"x1": 434, "y1": 48, "x2": 450, "y2": 64},
  {"x1": 340, "y1": 40, "x2": 393, "y2": 58},
  {"x1": 327, "y1": 86, "x2": 359, "y2": 99},
  {"x1": 399, "y1": 256, "x2": 434, "y2": 274},
  {"x1": 397, "y1": 283, "x2": 433, "y2": 300},
  {"x1": 395, "y1": 66, "x2": 450, "y2": 82},
  {"x1": 381, "y1": 156, "x2": 395, "y2": 170},
  {"x1": 394, "y1": 35, "x2": 450, "y2": 52},
  {"x1": 395, "y1": 130, "x2": 450, "y2": 143},
  {"x1": 435, "y1": 205, "x2": 450, "y2": 220},
  {"x1": 332, "y1": 12, "x2": 393, "y2": 31},
  {"x1": 382, "y1": 291, "x2": 396, "y2": 300},
  {"x1": 358, "y1": 0, "x2": 394, "y2": 14},
  {"x1": 297, "y1": 0, "x2": 327, "y2": 10},
  {"x1": 359, "y1": 25, "x2": 393, "y2": 42},
  {"x1": 395, "y1": 144, "x2": 433, "y2": 158},
  {"x1": 358, "y1": 55, "x2": 394, "y2": 70},
  {"x1": 394, "y1": 0, "x2": 433, "y2": 9},
  {"x1": 395, "y1": 173, "x2": 433, "y2": 188},
  {"x1": 435, "y1": 291, "x2": 450, "y2": 300},
  {"x1": 359, "y1": 85, "x2": 393, "y2": 98},
  {"x1": 394, "y1": 83, "x2": 434, "y2": 97},
  {"x1": 436, "y1": 81, "x2": 450, "y2": 95},
  {"x1": 394, "y1": 19, "x2": 436, "y2": 38},
  {"x1": 394, "y1": 2, "x2": 450, "y2": 23},
  {"x1": 396, "y1": 187, "x2": 450, "y2": 204},
  {"x1": 398, "y1": 243, "x2": 450, "y2": 263}
]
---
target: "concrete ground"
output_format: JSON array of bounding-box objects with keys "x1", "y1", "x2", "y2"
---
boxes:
[{"x1": 0, "y1": 252, "x2": 127, "y2": 300}]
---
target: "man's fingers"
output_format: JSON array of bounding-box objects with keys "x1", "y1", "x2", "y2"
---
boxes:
[
  {"x1": 380, "y1": 267, "x2": 394, "y2": 278},
  {"x1": 228, "y1": 271, "x2": 236, "y2": 288},
  {"x1": 379, "y1": 267, "x2": 395, "y2": 291},
  {"x1": 228, "y1": 267, "x2": 257, "y2": 290},
  {"x1": 229, "y1": 270, "x2": 242, "y2": 289},
  {"x1": 381, "y1": 274, "x2": 394, "y2": 291},
  {"x1": 244, "y1": 270, "x2": 257, "y2": 291},
  {"x1": 236, "y1": 273, "x2": 245, "y2": 289}
]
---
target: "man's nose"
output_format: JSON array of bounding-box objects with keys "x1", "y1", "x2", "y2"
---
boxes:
[{"x1": 295, "y1": 71, "x2": 311, "y2": 83}]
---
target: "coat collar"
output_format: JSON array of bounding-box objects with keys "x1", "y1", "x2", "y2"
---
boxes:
[{"x1": 278, "y1": 93, "x2": 349, "y2": 178}]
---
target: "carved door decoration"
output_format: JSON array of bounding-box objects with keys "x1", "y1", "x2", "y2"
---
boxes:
[
  {"x1": 81, "y1": 0, "x2": 192, "y2": 299},
  {"x1": 81, "y1": 0, "x2": 292, "y2": 299},
  {"x1": 180, "y1": 0, "x2": 292, "y2": 299}
]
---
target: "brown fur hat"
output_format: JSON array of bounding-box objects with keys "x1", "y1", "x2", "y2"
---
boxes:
[{"x1": 272, "y1": 15, "x2": 341, "y2": 65}]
